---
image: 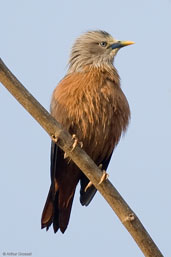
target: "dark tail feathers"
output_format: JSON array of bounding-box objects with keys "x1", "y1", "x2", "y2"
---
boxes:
[{"x1": 41, "y1": 186, "x2": 75, "y2": 233}]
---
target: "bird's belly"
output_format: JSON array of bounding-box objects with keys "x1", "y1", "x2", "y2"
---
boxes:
[
  {"x1": 53, "y1": 76, "x2": 130, "y2": 165},
  {"x1": 70, "y1": 105, "x2": 123, "y2": 165}
]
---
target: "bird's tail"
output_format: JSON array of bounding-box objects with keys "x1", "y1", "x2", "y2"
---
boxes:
[{"x1": 41, "y1": 185, "x2": 75, "y2": 233}]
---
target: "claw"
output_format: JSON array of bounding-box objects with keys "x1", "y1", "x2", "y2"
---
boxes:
[
  {"x1": 84, "y1": 181, "x2": 93, "y2": 192},
  {"x1": 71, "y1": 134, "x2": 83, "y2": 151},
  {"x1": 71, "y1": 134, "x2": 78, "y2": 151},
  {"x1": 85, "y1": 165, "x2": 109, "y2": 191},
  {"x1": 64, "y1": 152, "x2": 69, "y2": 159},
  {"x1": 98, "y1": 170, "x2": 109, "y2": 185},
  {"x1": 79, "y1": 141, "x2": 83, "y2": 148},
  {"x1": 64, "y1": 134, "x2": 83, "y2": 161}
]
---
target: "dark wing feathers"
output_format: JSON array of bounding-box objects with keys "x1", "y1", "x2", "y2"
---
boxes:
[
  {"x1": 42, "y1": 142, "x2": 80, "y2": 233},
  {"x1": 80, "y1": 151, "x2": 113, "y2": 206}
]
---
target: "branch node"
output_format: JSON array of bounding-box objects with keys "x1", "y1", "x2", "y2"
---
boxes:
[
  {"x1": 128, "y1": 213, "x2": 135, "y2": 221},
  {"x1": 122, "y1": 213, "x2": 135, "y2": 224},
  {"x1": 51, "y1": 134, "x2": 58, "y2": 143}
]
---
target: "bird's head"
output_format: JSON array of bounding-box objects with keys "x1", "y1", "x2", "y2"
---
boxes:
[{"x1": 68, "y1": 30, "x2": 134, "y2": 73}]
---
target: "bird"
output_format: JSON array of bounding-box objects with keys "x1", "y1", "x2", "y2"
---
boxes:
[{"x1": 41, "y1": 30, "x2": 134, "y2": 234}]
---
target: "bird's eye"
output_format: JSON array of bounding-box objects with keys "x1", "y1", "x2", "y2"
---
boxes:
[{"x1": 100, "y1": 41, "x2": 107, "y2": 47}]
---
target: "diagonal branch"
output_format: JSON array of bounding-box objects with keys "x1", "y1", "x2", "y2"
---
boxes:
[{"x1": 0, "y1": 58, "x2": 163, "y2": 257}]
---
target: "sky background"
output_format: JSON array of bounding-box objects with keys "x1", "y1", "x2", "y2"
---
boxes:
[{"x1": 0, "y1": 0, "x2": 171, "y2": 256}]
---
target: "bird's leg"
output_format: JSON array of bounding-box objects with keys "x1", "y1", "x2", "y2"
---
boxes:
[
  {"x1": 98, "y1": 164, "x2": 109, "y2": 185},
  {"x1": 71, "y1": 134, "x2": 83, "y2": 151}
]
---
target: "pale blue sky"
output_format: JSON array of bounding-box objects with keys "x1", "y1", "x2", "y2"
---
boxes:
[{"x1": 1, "y1": 1, "x2": 171, "y2": 256}]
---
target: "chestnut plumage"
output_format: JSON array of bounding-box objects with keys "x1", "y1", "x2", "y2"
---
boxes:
[{"x1": 41, "y1": 30, "x2": 133, "y2": 233}]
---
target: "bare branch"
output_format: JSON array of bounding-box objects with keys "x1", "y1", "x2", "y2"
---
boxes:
[{"x1": 0, "y1": 58, "x2": 163, "y2": 257}]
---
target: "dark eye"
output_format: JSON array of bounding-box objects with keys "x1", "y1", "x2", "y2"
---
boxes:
[{"x1": 100, "y1": 41, "x2": 107, "y2": 47}]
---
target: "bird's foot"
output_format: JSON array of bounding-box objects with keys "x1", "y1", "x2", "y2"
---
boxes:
[
  {"x1": 64, "y1": 152, "x2": 69, "y2": 159},
  {"x1": 84, "y1": 181, "x2": 93, "y2": 192},
  {"x1": 84, "y1": 165, "x2": 109, "y2": 191},
  {"x1": 64, "y1": 135, "x2": 83, "y2": 159},
  {"x1": 98, "y1": 164, "x2": 109, "y2": 185},
  {"x1": 71, "y1": 134, "x2": 83, "y2": 151}
]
